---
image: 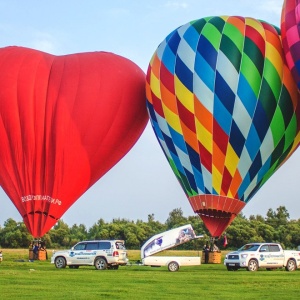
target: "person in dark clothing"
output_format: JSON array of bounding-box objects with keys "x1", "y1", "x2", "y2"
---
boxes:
[
  {"x1": 203, "y1": 242, "x2": 210, "y2": 264},
  {"x1": 33, "y1": 242, "x2": 39, "y2": 260}
]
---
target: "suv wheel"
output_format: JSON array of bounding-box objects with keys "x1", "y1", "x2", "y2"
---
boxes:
[
  {"x1": 247, "y1": 259, "x2": 258, "y2": 272},
  {"x1": 94, "y1": 257, "x2": 107, "y2": 270},
  {"x1": 55, "y1": 257, "x2": 66, "y2": 268}
]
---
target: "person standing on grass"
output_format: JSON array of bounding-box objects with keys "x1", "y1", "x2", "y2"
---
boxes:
[
  {"x1": 33, "y1": 242, "x2": 39, "y2": 260},
  {"x1": 203, "y1": 242, "x2": 210, "y2": 264}
]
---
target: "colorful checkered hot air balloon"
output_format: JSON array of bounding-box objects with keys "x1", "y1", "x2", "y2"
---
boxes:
[
  {"x1": 146, "y1": 16, "x2": 300, "y2": 237},
  {"x1": 281, "y1": 0, "x2": 300, "y2": 89}
]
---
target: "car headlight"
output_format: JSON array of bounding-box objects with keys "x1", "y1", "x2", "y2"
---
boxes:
[{"x1": 241, "y1": 254, "x2": 248, "y2": 259}]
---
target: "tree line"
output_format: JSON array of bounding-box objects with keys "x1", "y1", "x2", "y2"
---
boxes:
[{"x1": 0, "y1": 206, "x2": 300, "y2": 250}]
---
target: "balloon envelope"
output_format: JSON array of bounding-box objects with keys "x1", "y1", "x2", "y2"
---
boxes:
[
  {"x1": 281, "y1": 0, "x2": 300, "y2": 89},
  {"x1": 0, "y1": 46, "x2": 148, "y2": 237},
  {"x1": 146, "y1": 16, "x2": 300, "y2": 237}
]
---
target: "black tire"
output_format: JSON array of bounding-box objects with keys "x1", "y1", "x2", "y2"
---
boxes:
[
  {"x1": 168, "y1": 261, "x2": 179, "y2": 272},
  {"x1": 227, "y1": 266, "x2": 238, "y2": 271},
  {"x1": 285, "y1": 259, "x2": 296, "y2": 272},
  {"x1": 94, "y1": 257, "x2": 107, "y2": 270},
  {"x1": 110, "y1": 265, "x2": 119, "y2": 270},
  {"x1": 55, "y1": 257, "x2": 66, "y2": 269},
  {"x1": 247, "y1": 259, "x2": 258, "y2": 272},
  {"x1": 69, "y1": 265, "x2": 79, "y2": 269}
]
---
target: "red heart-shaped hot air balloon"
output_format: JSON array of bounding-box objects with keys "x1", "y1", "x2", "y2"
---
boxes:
[{"x1": 0, "y1": 46, "x2": 148, "y2": 237}]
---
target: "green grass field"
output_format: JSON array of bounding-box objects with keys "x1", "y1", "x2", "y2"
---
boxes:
[{"x1": 0, "y1": 249, "x2": 299, "y2": 299}]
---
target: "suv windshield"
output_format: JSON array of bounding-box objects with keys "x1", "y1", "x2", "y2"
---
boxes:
[{"x1": 238, "y1": 244, "x2": 260, "y2": 252}]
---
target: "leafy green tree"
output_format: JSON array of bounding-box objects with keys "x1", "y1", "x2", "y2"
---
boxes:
[
  {"x1": 226, "y1": 214, "x2": 261, "y2": 248},
  {"x1": 107, "y1": 221, "x2": 125, "y2": 240},
  {"x1": 249, "y1": 216, "x2": 276, "y2": 242},
  {"x1": 165, "y1": 208, "x2": 188, "y2": 229},
  {"x1": 283, "y1": 221, "x2": 300, "y2": 249},
  {"x1": 136, "y1": 216, "x2": 166, "y2": 248},
  {"x1": 88, "y1": 218, "x2": 106, "y2": 240},
  {"x1": 266, "y1": 206, "x2": 289, "y2": 228},
  {"x1": 0, "y1": 218, "x2": 31, "y2": 248},
  {"x1": 1, "y1": 205, "x2": 300, "y2": 249},
  {"x1": 122, "y1": 223, "x2": 140, "y2": 248},
  {"x1": 69, "y1": 223, "x2": 88, "y2": 245},
  {"x1": 42, "y1": 233, "x2": 52, "y2": 248},
  {"x1": 249, "y1": 214, "x2": 265, "y2": 222},
  {"x1": 48, "y1": 220, "x2": 70, "y2": 247}
]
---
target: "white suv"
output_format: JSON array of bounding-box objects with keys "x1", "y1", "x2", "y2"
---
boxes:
[{"x1": 51, "y1": 240, "x2": 128, "y2": 270}]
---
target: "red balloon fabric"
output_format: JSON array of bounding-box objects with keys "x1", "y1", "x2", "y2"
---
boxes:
[
  {"x1": 0, "y1": 46, "x2": 148, "y2": 237},
  {"x1": 281, "y1": 0, "x2": 300, "y2": 89}
]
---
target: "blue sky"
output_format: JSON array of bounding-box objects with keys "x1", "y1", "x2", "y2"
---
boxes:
[{"x1": 1, "y1": 0, "x2": 299, "y2": 230}]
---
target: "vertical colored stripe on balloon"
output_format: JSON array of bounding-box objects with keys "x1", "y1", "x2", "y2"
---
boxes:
[
  {"x1": 224, "y1": 144, "x2": 239, "y2": 177},
  {"x1": 194, "y1": 95, "x2": 213, "y2": 132},
  {"x1": 174, "y1": 75, "x2": 194, "y2": 113},
  {"x1": 212, "y1": 164, "x2": 222, "y2": 194},
  {"x1": 149, "y1": 70, "x2": 161, "y2": 100},
  {"x1": 177, "y1": 95, "x2": 196, "y2": 133},
  {"x1": 151, "y1": 53, "x2": 162, "y2": 80},
  {"x1": 230, "y1": 169, "x2": 243, "y2": 198},
  {"x1": 212, "y1": 142, "x2": 225, "y2": 175},
  {"x1": 240, "y1": 54, "x2": 261, "y2": 98},
  {"x1": 270, "y1": 106, "x2": 285, "y2": 146},
  {"x1": 196, "y1": 119, "x2": 212, "y2": 153},
  {"x1": 201, "y1": 21, "x2": 224, "y2": 52},
  {"x1": 162, "y1": 101, "x2": 182, "y2": 135},
  {"x1": 180, "y1": 121, "x2": 198, "y2": 153}
]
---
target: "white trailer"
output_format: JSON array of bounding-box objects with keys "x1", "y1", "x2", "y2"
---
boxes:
[
  {"x1": 141, "y1": 224, "x2": 203, "y2": 272},
  {"x1": 142, "y1": 255, "x2": 201, "y2": 272}
]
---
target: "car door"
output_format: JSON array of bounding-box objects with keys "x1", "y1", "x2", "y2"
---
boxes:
[
  {"x1": 269, "y1": 244, "x2": 284, "y2": 266},
  {"x1": 84, "y1": 242, "x2": 99, "y2": 264},
  {"x1": 258, "y1": 244, "x2": 271, "y2": 267},
  {"x1": 71, "y1": 242, "x2": 89, "y2": 264},
  {"x1": 259, "y1": 244, "x2": 282, "y2": 267}
]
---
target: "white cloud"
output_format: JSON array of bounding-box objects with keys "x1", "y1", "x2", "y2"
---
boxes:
[
  {"x1": 29, "y1": 32, "x2": 58, "y2": 54},
  {"x1": 165, "y1": 1, "x2": 188, "y2": 9},
  {"x1": 259, "y1": 0, "x2": 282, "y2": 17}
]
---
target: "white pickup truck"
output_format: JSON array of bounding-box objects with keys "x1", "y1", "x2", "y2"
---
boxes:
[{"x1": 224, "y1": 243, "x2": 300, "y2": 271}]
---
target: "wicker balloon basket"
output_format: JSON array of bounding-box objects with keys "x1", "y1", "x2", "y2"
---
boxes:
[{"x1": 201, "y1": 251, "x2": 222, "y2": 264}]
